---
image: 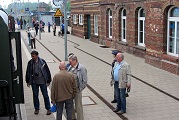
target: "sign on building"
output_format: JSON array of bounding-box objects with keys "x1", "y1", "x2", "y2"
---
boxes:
[{"x1": 54, "y1": 8, "x2": 63, "y2": 17}]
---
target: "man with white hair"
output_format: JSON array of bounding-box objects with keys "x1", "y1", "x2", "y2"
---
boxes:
[
  {"x1": 112, "y1": 53, "x2": 131, "y2": 114},
  {"x1": 68, "y1": 55, "x2": 88, "y2": 120}
]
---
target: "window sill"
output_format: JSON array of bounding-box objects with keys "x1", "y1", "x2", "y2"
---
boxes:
[
  {"x1": 118, "y1": 41, "x2": 127, "y2": 46},
  {"x1": 162, "y1": 54, "x2": 179, "y2": 63},
  {"x1": 134, "y1": 45, "x2": 146, "y2": 51},
  {"x1": 106, "y1": 38, "x2": 112, "y2": 41},
  {"x1": 93, "y1": 34, "x2": 98, "y2": 38}
]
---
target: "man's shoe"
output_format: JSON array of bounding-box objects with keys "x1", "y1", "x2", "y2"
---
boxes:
[
  {"x1": 113, "y1": 108, "x2": 120, "y2": 112},
  {"x1": 117, "y1": 110, "x2": 126, "y2": 114},
  {"x1": 34, "y1": 110, "x2": 39, "y2": 115},
  {"x1": 111, "y1": 99, "x2": 117, "y2": 103},
  {"x1": 46, "y1": 110, "x2": 51, "y2": 115}
]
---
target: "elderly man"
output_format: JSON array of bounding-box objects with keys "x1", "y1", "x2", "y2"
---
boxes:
[
  {"x1": 112, "y1": 53, "x2": 131, "y2": 114},
  {"x1": 68, "y1": 55, "x2": 88, "y2": 120},
  {"x1": 51, "y1": 61, "x2": 77, "y2": 120}
]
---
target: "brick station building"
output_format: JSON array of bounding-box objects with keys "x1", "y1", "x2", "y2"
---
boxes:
[{"x1": 71, "y1": 0, "x2": 179, "y2": 75}]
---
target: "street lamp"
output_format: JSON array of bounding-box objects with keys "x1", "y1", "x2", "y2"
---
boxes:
[
  {"x1": 38, "y1": 0, "x2": 41, "y2": 40},
  {"x1": 53, "y1": 0, "x2": 67, "y2": 60},
  {"x1": 64, "y1": 0, "x2": 67, "y2": 61}
]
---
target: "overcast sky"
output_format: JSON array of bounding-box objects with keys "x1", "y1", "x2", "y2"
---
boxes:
[{"x1": 0, "y1": 0, "x2": 51, "y2": 9}]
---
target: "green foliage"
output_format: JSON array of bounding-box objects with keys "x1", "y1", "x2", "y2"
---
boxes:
[
  {"x1": 46, "y1": 1, "x2": 52, "y2": 12},
  {"x1": 6, "y1": 2, "x2": 38, "y2": 14},
  {"x1": 6, "y1": 2, "x2": 53, "y2": 14},
  {"x1": 67, "y1": 1, "x2": 71, "y2": 12}
]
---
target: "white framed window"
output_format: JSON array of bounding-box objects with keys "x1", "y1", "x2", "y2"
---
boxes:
[
  {"x1": 138, "y1": 8, "x2": 145, "y2": 47},
  {"x1": 94, "y1": 15, "x2": 98, "y2": 36},
  {"x1": 109, "y1": 9, "x2": 112, "y2": 38},
  {"x1": 79, "y1": 14, "x2": 83, "y2": 25},
  {"x1": 121, "y1": 9, "x2": 126, "y2": 42},
  {"x1": 73, "y1": 14, "x2": 77, "y2": 24},
  {"x1": 167, "y1": 7, "x2": 179, "y2": 56}
]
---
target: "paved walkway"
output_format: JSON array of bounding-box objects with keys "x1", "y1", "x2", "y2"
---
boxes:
[{"x1": 20, "y1": 26, "x2": 179, "y2": 120}]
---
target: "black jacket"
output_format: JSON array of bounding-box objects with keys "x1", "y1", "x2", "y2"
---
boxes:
[{"x1": 26, "y1": 57, "x2": 51, "y2": 84}]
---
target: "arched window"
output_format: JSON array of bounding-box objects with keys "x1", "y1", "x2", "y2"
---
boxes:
[
  {"x1": 138, "y1": 8, "x2": 145, "y2": 46},
  {"x1": 109, "y1": 9, "x2": 112, "y2": 38},
  {"x1": 167, "y1": 7, "x2": 179, "y2": 56},
  {"x1": 121, "y1": 9, "x2": 126, "y2": 42}
]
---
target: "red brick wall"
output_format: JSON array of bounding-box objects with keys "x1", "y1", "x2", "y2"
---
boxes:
[{"x1": 71, "y1": 0, "x2": 179, "y2": 75}]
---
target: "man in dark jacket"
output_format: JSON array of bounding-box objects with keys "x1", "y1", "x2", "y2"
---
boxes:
[
  {"x1": 34, "y1": 21, "x2": 39, "y2": 35},
  {"x1": 111, "y1": 50, "x2": 119, "y2": 103},
  {"x1": 26, "y1": 51, "x2": 51, "y2": 115}
]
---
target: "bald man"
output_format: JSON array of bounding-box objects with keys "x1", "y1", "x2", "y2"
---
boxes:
[
  {"x1": 51, "y1": 61, "x2": 77, "y2": 120},
  {"x1": 112, "y1": 53, "x2": 131, "y2": 114}
]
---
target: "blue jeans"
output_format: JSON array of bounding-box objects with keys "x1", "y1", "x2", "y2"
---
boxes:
[
  {"x1": 28, "y1": 36, "x2": 31, "y2": 45},
  {"x1": 114, "y1": 82, "x2": 126, "y2": 112},
  {"x1": 31, "y1": 83, "x2": 51, "y2": 110},
  {"x1": 57, "y1": 98, "x2": 73, "y2": 120}
]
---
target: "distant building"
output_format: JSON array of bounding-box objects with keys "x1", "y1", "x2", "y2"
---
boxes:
[
  {"x1": 71, "y1": 0, "x2": 179, "y2": 75},
  {"x1": 30, "y1": 2, "x2": 54, "y2": 25},
  {"x1": 37, "y1": 2, "x2": 50, "y2": 12}
]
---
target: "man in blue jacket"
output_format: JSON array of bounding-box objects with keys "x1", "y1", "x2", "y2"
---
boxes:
[{"x1": 26, "y1": 51, "x2": 51, "y2": 115}]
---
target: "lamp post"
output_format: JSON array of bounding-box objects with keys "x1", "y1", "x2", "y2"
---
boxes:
[
  {"x1": 52, "y1": 0, "x2": 67, "y2": 60},
  {"x1": 38, "y1": 0, "x2": 41, "y2": 40},
  {"x1": 64, "y1": 0, "x2": 67, "y2": 61}
]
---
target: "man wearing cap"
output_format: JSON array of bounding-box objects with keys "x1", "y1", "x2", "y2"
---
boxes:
[{"x1": 110, "y1": 50, "x2": 119, "y2": 103}]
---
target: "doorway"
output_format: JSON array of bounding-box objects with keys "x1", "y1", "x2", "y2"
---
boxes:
[{"x1": 85, "y1": 14, "x2": 91, "y2": 39}]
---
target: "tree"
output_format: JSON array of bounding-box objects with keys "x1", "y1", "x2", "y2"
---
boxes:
[
  {"x1": 67, "y1": 1, "x2": 71, "y2": 12},
  {"x1": 6, "y1": 2, "x2": 38, "y2": 14},
  {"x1": 45, "y1": 1, "x2": 52, "y2": 11},
  {"x1": 46, "y1": 1, "x2": 52, "y2": 11}
]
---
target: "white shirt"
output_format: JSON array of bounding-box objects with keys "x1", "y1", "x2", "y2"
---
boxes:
[{"x1": 29, "y1": 29, "x2": 36, "y2": 39}]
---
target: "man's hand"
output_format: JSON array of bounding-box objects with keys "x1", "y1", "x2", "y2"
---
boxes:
[
  {"x1": 47, "y1": 83, "x2": 50, "y2": 86},
  {"x1": 51, "y1": 101, "x2": 56, "y2": 105},
  {"x1": 27, "y1": 83, "x2": 30, "y2": 88},
  {"x1": 126, "y1": 83, "x2": 131, "y2": 89}
]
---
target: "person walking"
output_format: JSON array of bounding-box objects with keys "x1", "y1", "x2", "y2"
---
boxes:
[
  {"x1": 34, "y1": 21, "x2": 39, "y2": 35},
  {"x1": 60, "y1": 22, "x2": 64, "y2": 37},
  {"x1": 53, "y1": 23, "x2": 56, "y2": 36},
  {"x1": 51, "y1": 61, "x2": 77, "y2": 120},
  {"x1": 68, "y1": 55, "x2": 88, "y2": 120},
  {"x1": 48, "y1": 22, "x2": 51, "y2": 32},
  {"x1": 26, "y1": 26, "x2": 31, "y2": 46},
  {"x1": 110, "y1": 50, "x2": 119, "y2": 103},
  {"x1": 112, "y1": 53, "x2": 131, "y2": 114},
  {"x1": 25, "y1": 51, "x2": 52, "y2": 115},
  {"x1": 29, "y1": 28, "x2": 36, "y2": 49}
]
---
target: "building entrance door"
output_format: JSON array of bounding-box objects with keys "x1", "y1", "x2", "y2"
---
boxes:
[{"x1": 85, "y1": 14, "x2": 91, "y2": 39}]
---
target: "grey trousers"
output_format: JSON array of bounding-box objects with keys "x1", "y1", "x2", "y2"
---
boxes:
[
  {"x1": 57, "y1": 98, "x2": 73, "y2": 120},
  {"x1": 72, "y1": 91, "x2": 84, "y2": 120}
]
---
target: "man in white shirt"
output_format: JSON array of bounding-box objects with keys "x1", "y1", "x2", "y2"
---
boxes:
[{"x1": 29, "y1": 28, "x2": 36, "y2": 49}]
